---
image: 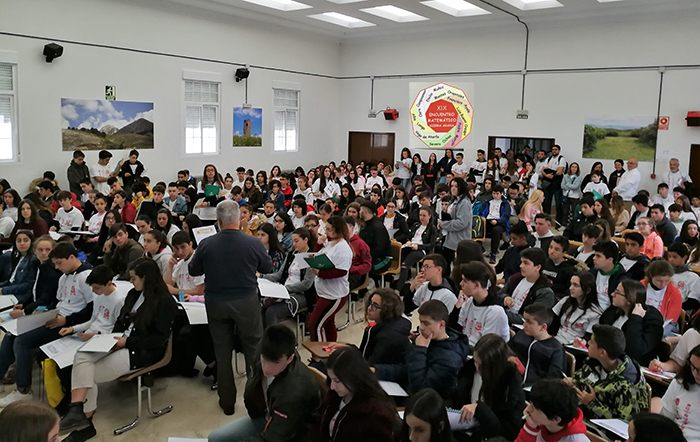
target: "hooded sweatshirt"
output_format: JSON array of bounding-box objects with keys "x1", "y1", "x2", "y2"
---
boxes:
[
  {"x1": 618, "y1": 253, "x2": 649, "y2": 281},
  {"x1": 449, "y1": 294, "x2": 510, "y2": 347},
  {"x1": 543, "y1": 258, "x2": 578, "y2": 299},
  {"x1": 412, "y1": 278, "x2": 458, "y2": 313},
  {"x1": 515, "y1": 408, "x2": 588, "y2": 442},
  {"x1": 497, "y1": 273, "x2": 555, "y2": 325},
  {"x1": 359, "y1": 316, "x2": 411, "y2": 366},
  {"x1": 509, "y1": 330, "x2": 566, "y2": 386},
  {"x1": 641, "y1": 279, "x2": 682, "y2": 322}
]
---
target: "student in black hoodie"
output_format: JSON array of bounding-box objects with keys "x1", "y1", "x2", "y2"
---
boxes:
[
  {"x1": 626, "y1": 193, "x2": 650, "y2": 230},
  {"x1": 619, "y1": 232, "x2": 649, "y2": 281},
  {"x1": 380, "y1": 200, "x2": 410, "y2": 244},
  {"x1": 117, "y1": 149, "x2": 145, "y2": 192},
  {"x1": 563, "y1": 195, "x2": 598, "y2": 242},
  {"x1": 359, "y1": 201, "x2": 392, "y2": 275},
  {"x1": 67, "y1": 150, "x2": 90, "y2": 199},
  {"x1": 543, "y1": 236, "x2": 579, "y2": 300},
  {"x1": 650, "y1": 204, "x2": 677, "y2": 247},
  {"x1": 509, "y1": 304, "x2": 566, "y2": 386},
  {"x1": 495, "y1": 221, "x2": 530, "y2": 285},
  {"x1": 451, "y1": 334, "x2": 526, "y2": 442}
]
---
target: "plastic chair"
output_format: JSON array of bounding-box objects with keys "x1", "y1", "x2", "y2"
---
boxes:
[
  {"x1": 113, "y1": 335, "x2": 173, "y2": 435},
  {"x1": 379, "y1": 242, "x2": 402, "y2": 287},
  {"x1": 565, "y1": 352, "x2": 576, "y2": 377},
  {"x1": 307, "y1": 366, "x2": 329, "y2": 396}
]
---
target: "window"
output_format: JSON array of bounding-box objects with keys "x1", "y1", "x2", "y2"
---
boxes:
[
  {"x1": 273, "y1": 88, "x2": 299, "y2": 152},
  {"x1": 0, "y1": 63, "x2": 17, "y2": 162},
  {"x1": 184, "y1": 80, "x2": 220, "y2": 155}
]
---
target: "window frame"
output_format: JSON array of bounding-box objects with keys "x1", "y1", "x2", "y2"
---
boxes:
[
  {"x1": 182, "y1": 70, "x2": 222, "y2": 157},
  {"x1": 272, "y1": 83, "x2": 301, "y2": 153},
  {"x1": 0, "y1": 55, "x2": 19, "y2": 164}
]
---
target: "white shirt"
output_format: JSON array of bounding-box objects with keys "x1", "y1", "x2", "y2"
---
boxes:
[
  {"x1": 72, "y1": 283, "x2": 130, "y2": 334},
  {"x1": 664, "y1": 170, "x2": 692, "y2": 190},
  {"x1": 613, "y1": 168, "x2": 641, "y2": 201},
  {"x1": 88, "y1": 211, "x2": 106, "y2": 235},
  {"x1": 595, "y1": 272, "x2": 612, "y2": 310},
  {"x1": 470, "y1": 160, "x2": 487, "y2": 183},
  {"x1": 90, "y1": 163, "x2": 112, "y2": 195},
  {"x1": 293, "y1": 187, "x2": 315, "y2": 207},
  {"x1": 673, "y1": 270, "x2": 700, "y2": 303},
  {"x1": 457, "y1": 297, "x2": 510, "y2": 347},
  {"x1": 487, "y1": 199, "x2": 502, "y2": 220},
  {"x1": 646, "y1": 284, "x2": 666, "y2": 312},
  {"x1": 652, "y1": 194, "x2": 676, "y2": 211},
  {"x1": 173, "y1": 255, "x2": 205, "y2": 291},
  {"x1": 535, "y1": 159, "x2": 548, "y2": 176},
  {"x1": 552, "y1": 297, "x2": 603, "y2": 345},
  {"x1": 670, "y1": 329, "x2": 700, "y2": 366},
  {"x1": 365, "y1": 176, "x2": 384, "y2": 190},
  {"x1": 411, "y1": 225, "x2": 427, "y2": 245},
  {"x1": 451, "y1": 162, "x2": 468, "y2": 177},
  {"x1": 547, "y1": 154, "x2": 566, "y2": 173},
  {"x1": 583, "y1": 182, "x2": 610, "y2": 198},
  {"x1": 619, "y1": 256, "x2": 637, "y2": 272},
  {"x1": 56, "y1": 268, "x2": 94, "y2": 318},
  {"x1": 314, "y1": 239, "x2": 353, "y2": 300},
  {"x1": 312, "y1": 180, "x2": 340, "y2": 200},
  {"x1": 661, "y1": 380, "x2": 700, "y2": 442},
  {"x1": 55, "y1": 207, "x2": 84, "y2": 231},
  {"x1": 396, "y1": 158, "x2": 413, "y2": 179},
  {"x1": 510, "y1": 278, "x2": 535, "y2": 313}
]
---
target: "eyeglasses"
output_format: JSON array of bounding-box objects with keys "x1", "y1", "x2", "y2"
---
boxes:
[
  {"x1": 305, "y1": 224, "x2": 318, "y2": 229},
  {"x1": 637, "y1": 222, "x2": 649, "y2": 226},
  {"x1": 612, "y1": 289, "x2": 624, "y2": 297},
  {"x1": 368, "y1": 302, "x2": 382, "y2": 310},
  {"x1": 690, "y1": 364, "x2": 700, "y2": 374},
  {"x1": 421, "y1": 264, "x2": 435, "y2": 270}
]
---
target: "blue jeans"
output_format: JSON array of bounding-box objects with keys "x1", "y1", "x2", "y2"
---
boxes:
[
  {"x1": 0, "y1": 326, "x2": 61, "y2": 391},
  {"x1": 208, "y1": 416, "x2": 267, "y2": 442}
]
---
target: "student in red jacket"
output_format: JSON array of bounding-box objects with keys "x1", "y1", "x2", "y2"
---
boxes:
[
  {"x1": 517, "y1": 379, "x2": 588, "y2": 442},
  {"x1": 308, "y1": 346, "x2": 397, "y2": 442},
  {"x1": 642, "y1": 258, "x2": 682, "y2": 335},
  {"x1": 344, "y1": 216, "x2": 371, "y2": 291},
  {"x1": 111, "y1": 190, "x2": 136, "y2": 224}
]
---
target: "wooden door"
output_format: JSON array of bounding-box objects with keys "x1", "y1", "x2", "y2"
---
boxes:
[
  {"x1": 348, "y1": 132, "x2": 395, "y2": 167},
  {"x1": 689, "y1": 144, "x2": 700, "y2": 185}
]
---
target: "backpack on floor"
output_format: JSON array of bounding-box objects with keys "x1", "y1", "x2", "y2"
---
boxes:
[{"x1": 472, "y1": 215, "x2": 485, "y2": 239}]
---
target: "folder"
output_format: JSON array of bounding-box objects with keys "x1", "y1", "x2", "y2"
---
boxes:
[{"x1": 303, "y1": 254, "x2": 335, "y2": 271}]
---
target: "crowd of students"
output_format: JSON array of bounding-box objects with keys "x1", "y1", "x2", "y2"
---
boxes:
[{"x1": 0, "y1": 145, "x2": 697, "y2": 442}]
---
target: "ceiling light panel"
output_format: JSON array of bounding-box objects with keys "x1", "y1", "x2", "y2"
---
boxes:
[
  {"x1": 326, "y1": 0, "x2": 368, "y2": 4},
  {"x1": 597, "y1": 0, "x2": 625, "y2": 2},
  {"x1": 421, "y1": 0, "x2": 491, "y2": 17},
  {"x1": 500, "y1": 0, "x2": 563, "y2": 11},
  {"x1": 360, "y1": 5, "x2": 429, "y2": 22},
  {"x1": 239, "y1": 0, "x2": 312, "y2": 12},
  {"x1": 308, "y1": 12, "x2": 376, "y2": 27}
]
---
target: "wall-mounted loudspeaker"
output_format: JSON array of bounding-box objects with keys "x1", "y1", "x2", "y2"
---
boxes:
[{"x1": 43, "y1": 43, "x2": 63, "y2": 63}]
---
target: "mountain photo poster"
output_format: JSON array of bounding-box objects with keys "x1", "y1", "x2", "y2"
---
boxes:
[{"x1": 61, "y1": 99, "x2": 154, "y2": 151}]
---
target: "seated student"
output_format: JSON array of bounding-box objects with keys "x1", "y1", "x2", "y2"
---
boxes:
[
  {"x1": 497, "y1": 248, "x2": 555, "y2": 326},
  {"x1": 652, "y1": 182, "x2": 675, "y2": 211},
  {"x1": 59, "y1": 258, "x2": 175, "y2": 441},
  {"x1": 110, "y1": 190, "x2": 136, "y2": 224},
  {"x1": 291, "y1": 198, "x2": 308, "y2": 228},
  {"x1": 402, "y1": 388, "x2": 454, "y2": 442},
  {"x1": 452, "y1": 334, "x2": 526, "y2": 441},
  {"x1": 104, "y1": 223, "x2": 144, "y2": 280},
  {"x1": 564, "y1": 196, "x2": 598, "y2": 242},
  {"x1": 176, "y1": 179, "x2": 197, "y2": 213},
  {"x1": 481, "y1": 184, "x2": 511, "y2": 264},
  {"x1": 368, "y1": 189, "x2": 386, "y2": 217},
  {"x1": 517, "y1": 379, "x2": 588, "y2": 442},
  {"x1": 668, "y1": 204, "x2": 685, "y2": 239},
  {"x1": 107, "y1": 177, "x2": 131, "y2": 202},
  {"x1": 84, "y1": 194, "x2": 107, "y2": 239},
  {"x1": 293, "y1": 176, "x2": 314, "y2": 208},
  {"x1": 496, "y1": 221, "x2": 530, "y2": 285},
  {"x1": 650, "y1": 204, "x2": 677, "y2": 247},
  {"x1": 155, "y1": 208, "x2": 180, "y2": 242},
  {"x1": 589, "y1": 240, "x2": 627, "y2": 310},
  {"x1": 307, "y1": 346, "x2": 397, "y2": 442},
  {"x1": 451, "y1": 261, "x2": 510, "y2": 346},
  {"x1": 626, "y1": 413, "x2": 687, "y2": 442},
  {"x1": 374, "y1": 300, "x2": 470, "y2": 398},
  {"x1": 317, "y1": 203, "x2": 333, "y2": 237},
  {"x1": 637, "y1": 216, "x2": 665, "y2": 258},
  {"x1": 658, "y1": 344, "x2": 700, "y2": 441},
  {"x1": 209, "y1": 325, "x2": 322, "y2": 442},
  {"x1": 239, "y1": 203, "x2": 266, "y2": 236},
  {"x1": 641, "y1": 259, "x2": 682, "y2": 335},
  {"x1": 407, "y1": 254, "x2": 458, "y2": 314},
  {"x1": 279, "y1": 175, "x2": 294, "y2": 208},
  {"x1": 528, "y1": 214, "x2": 555, "y2": 250},
  {"x1": 261, "y1": 227, "x2": 316, "y2": 326},
  {"x1": 258, "y1": 223, "x2": 286, "y2": 275},
  {"x1": 550, "y1": 272, "x2": 603, "y2": 345},
  {"x1": 51, "y1": 190, "x2": 85, "y2": 232},
  {"x1": 543, "y1": 236, "x2": 579, "y2": 300},
  {"x1": 507, "y1": 183, "x2": 527, "y2": 222},
  {"x1": 0, "y1": 231, "x2": 37, "y2": 298},
  {"x1": 8, "y1": 235, "x2": 61, "y2": 317},
  {"x1": 395, "y1": 207, "x2": 438, "y2": 292},
  {"x1": 164, "y1": 182, "x2": 188, "y2": 222},
  {"x1": 136, "y1": 183, "x2": 167, "y2": 221},
  {"x1": 618, "y1": 231, "x2": 650, "y2": 281},
  {"x1": 573, "y1": 224, "x2": 600, "y2": 270},
  {"x1": 627, "y1": 194, "x2": 651, "y2": 230},
  {"x1": 0, "y1": 242, "x2": 93, "y2": 407},
  {"x1": 666, "y1": 243, "x2": 700, "y2": 313},
  {"x1": 510, "y1": 304, "x2": 566, "y2": 386},
  {"x1": 380, "y1": 200, "x2": 410, "y2": 243},
  {"x1": 142, "y1": 229, "x2": 173, "y2": 276},
  {"x1": 568, "y1": 324, "x2": 648, "y2": 420},
  {"x1": 343, "y1": 217, "x2": 371, "y2": 292},
  {"x1": 135, "y1": 214, "x2": 152, "y2": 245},
  {"x1": 406, "y1": 191, "x2": 433, "y2": 226},
  {"x1": 267, "y1": 179, "x2": 286, "y2": 213},
  {"x1": 5, "y1": 199, "x2": 48, "y2": 242},
  {"x1": 596, "y1": 280, "x2": 663, "y2": 367}
]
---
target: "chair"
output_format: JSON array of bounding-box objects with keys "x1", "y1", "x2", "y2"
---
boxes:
[
  {"x1": 678, "y1": 309, "x2": 687, "y2": 334},
  {"x1": 646, "y1": 383, "x2": 652, "y2": 410},
  {"x1": 307, "y1": 366, "x2": 329, "y2": 396},
  {"x1": 379, "y1": 241, "x2": 402, "y2": 287},
  {"x1": 338, "y1": 273, "x2": 370, "y2": 331},
  {"x1": 113, "y1": 335, "x2": 173, "y2": 435},
  {"x1": 565, "y1": 352, "x2": 576, "y2": 377},
  {"x1": 612, "y1": 236, "x2": 626, "y2": 253}
]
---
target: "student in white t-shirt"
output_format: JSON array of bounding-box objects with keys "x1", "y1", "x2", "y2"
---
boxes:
[
  {"x1": 659, "y1": 344, "x2": 700, "y2": 442},
  {"x1": 582, "y1": 171, "x2": 610, "y2": 199},
  {"x1": 649, "y1": 313, "x2": 700, "y2": 375},
  {"x1": 86, "y1": 195, "x2": 107, "y2": 236},
  {"x1": 667, "y1": 243, "x2": 700, "y2": 307},
  {"x1": 497, "y1": 248, "x2": 555, "y2": 325},
  {"x1": 651, "y1": 183, "x2": 675, "y2": 211},
  {"x1": 551, "y1": 272, "x2": 603, "y2": 345},
  {"x1": 307, "y1": 216, "x2": 353, "y2": 342},
  {"x1": 90, "y1": 150, "x2": 116, "y2": 196},
  {"x1": 51, "y1": 191, "x2": 84, "y2": 232},
  {"x1": 451, "y1": 152, "x2": 468, "y2": 179},
  {"x1": 395, "y1": 147, "x2": 413, "y2": 190},
  {"x1": 469, "y1": 149, "x2": 488, "y2": 184}
]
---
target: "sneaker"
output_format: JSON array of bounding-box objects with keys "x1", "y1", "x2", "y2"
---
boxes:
[
  {"x1": 63, "y1": 420, "x2": 97, "y2": 442},
  {"x1": 0, "y1": 389, "x2": 33, "y2": 407},
  {"x1": 489, "y1": 253, "x2": 496, "y2": 265},
  {"x1": 60, "y1": 403, "x2": 90, "y2": 433},
  {"x1": 499, "y1": 241, "x2": 509, "y2": 251}
]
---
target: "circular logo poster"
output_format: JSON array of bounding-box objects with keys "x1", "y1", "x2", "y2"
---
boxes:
[{"x1": 410, "y1": 83, "x2": 474, "y2": 149}]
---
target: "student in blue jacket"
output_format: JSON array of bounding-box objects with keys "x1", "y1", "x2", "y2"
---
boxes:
[
  {"x1": 0, "y1": 230, "x2": 38, "y2": 297},
  {"x1": 480, "y1": 184, "x2": 512, "y2": 264}
]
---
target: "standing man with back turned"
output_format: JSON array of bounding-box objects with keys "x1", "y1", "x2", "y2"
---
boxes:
[{"x1": 189, "y1": 200, "x2": 273, "y2": 415}]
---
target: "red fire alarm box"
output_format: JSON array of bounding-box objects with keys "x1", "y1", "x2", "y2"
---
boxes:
[{"x1": 687, "y1": 111, "x2": 700, "y2": 127}]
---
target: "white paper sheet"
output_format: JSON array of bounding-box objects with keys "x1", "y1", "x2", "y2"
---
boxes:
[
  {"x1": 591, "y1": 419, "x2": 629, "y2": 439},
  {"x1": 58, "y1": 230, "x2": 96, "y2": 236},
  {"x1": 257, "y1": 278, "x2": 290, "y2": 299},
  {"x1": 0, "y1": 310, "x2": 13, "y2": 322},
  {"x1": 40, "y1": 335, "x2": 85, "y2": 369},
  {"x1": 379, "y1": 380, "x2": 408, "y2": 397},
  {"x1": 78, "y1": 333, "x2": 123, "y2": 352},
  {"x1": 192, "y1": 225, "x2": 217, "y2": 245},
  {"x1": 0, "y1": 295, "x2": 18, "y2": 311},
  {"x1": 180, "y1": 302, "x2": 208, "y2": 325},
  {"x1": 446, "y1": 408, "x2": 479, "y2": 431},
  {"x1": 0, "y1": 309, "x2": 58, "y2": 336},
  {"x1": 49, "y1": 231, "x2": 63, "y2": 240},
  {"x1": 641, "y1": 367, "x2": 676, "y2": 381},
  {"x1": 565, "y1": 344, "x2": 588, "y2": 353},
  {"x1": 292, "y1": 253, "x2": 312, "y2": 270}
]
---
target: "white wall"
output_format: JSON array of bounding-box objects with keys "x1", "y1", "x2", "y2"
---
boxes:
[
  {"x1": 338, "y1": 16, "x2": 700, "y2": 193},
  {"x1": 0, "y1": 0, "x2": 342, "y2": 191}
]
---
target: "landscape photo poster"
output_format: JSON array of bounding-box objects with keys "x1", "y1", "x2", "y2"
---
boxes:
[
  {"x1": 583, "y1": 116, "x2": 657, "y2": 161},
  {"x1": 61, "y1": 99, "x2": 154, "y2": 151},
  {"x1": 233, "y1": 107, "x2": 262, "y2": 147}
]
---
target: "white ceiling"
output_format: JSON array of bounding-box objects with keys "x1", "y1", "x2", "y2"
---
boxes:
[{"x1": 138, "y1": 0, "x2": 700, "y2": 40}]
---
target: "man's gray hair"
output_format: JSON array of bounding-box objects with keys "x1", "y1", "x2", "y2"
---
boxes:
[
  {"x1": 670, "y1": 158, "x2": 679, "y2": 163},
  {"x1": 216, "y1": 200, "x2": 240, "y2": 225}
]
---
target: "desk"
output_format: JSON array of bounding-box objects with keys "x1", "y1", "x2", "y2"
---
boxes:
[{"x1": 302, "y1": 341, "x2": 333, "y2": 359}]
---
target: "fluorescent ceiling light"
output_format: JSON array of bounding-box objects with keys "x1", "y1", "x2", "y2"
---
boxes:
[
  {"x1": 597, "y1": 0, "x2": 625, "y2": 2},
  {"x1": 239, "y1": 0, "x2": 312, "y2": 11},
  {"x1": 500, "y1": 0, "x2": 562, "y2": 10},
  {"x1": 308, "y1": 12, "x2": 376, "y2": 27},
  {"x1": 421, "y1": 0, "x2": 490, "y2": 17},
  {"x1": 326, "y1": 0, "x2": 367, "y2": 4},
  {"x1": 360, "y1": 5, "x2": 429, "y2": 22}
]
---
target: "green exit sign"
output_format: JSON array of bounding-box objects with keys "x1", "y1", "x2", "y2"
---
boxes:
[{"x1": 516, "y1": 110, "x2": 529, "y2": 120}]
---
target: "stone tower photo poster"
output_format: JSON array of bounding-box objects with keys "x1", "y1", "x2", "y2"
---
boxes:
[{"x1": 233, "y1": 107, "x2": 263, "y2": 147}]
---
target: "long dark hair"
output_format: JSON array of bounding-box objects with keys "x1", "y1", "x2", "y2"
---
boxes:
[
  {"x1": 319, "y1": 166, "x2": 331, "y2": 193},
  {"x1": 630, "y1": 412, "x2": 687, "y2": 442},
  {"x1": 452, "y1": 240, "x2": 496, "y2": 289},
  {"x1": 677, "y1": 344, "x2": 700, "y2": 391},
  {"x1": 183, "y1": 214, "x2": 203, "y2": 248},
  {"x1": 3, "y1": 189, "x2": 21, "y2": 209},
  {"x1": 473, "y1": 334, "x2": 516, "y2": 406},
  {"x1": 201, "y1": 164, "x2": 224, "y2": 188},
  {"x1": 559, "y1": 271, "x2": 600, "y2": 326},
  {"x1": 11, "y1": 230, "x2": 35, "y2": 268},
  {"x1": 326, "y1": 347, "x2": 395, "y2": 415},
  {"x1": 595, "y1": 198, "x2": 615, "y2": 235},
  {"x1": 679, "y1": 220, "x2": 699, "y2": 248},
  {"x1": 16, "y1": 199, "x2": 38, "y2": 224},
  {"x1": 242, "y1": 177, "x2": 260, "y2": 199},
  {"x1": 451, "y1": 177, "x2": 468, "y2": 201},
  {"x1": 259, "y1": 223, "x2": 284, "y2": 256},
  {"x1": 339, "y1": 184, "x2": 356, "y2": 210},
  {"x1": 401, "y1": 389, "x2": 454, "y2": 442},
  {"x1": 155, "y1": 208, "x2": 174, "y2": 235},
  {"x1": 144, "y1": 229, "x2": 169, "y2": 255},
  {"x1": 128, "y1": 258, "x2": 176, "y2": 330},
  {"x1": 97, "y1": 210, "x2": 121, "y2": 248},
  {"x1": 23, "y1": 192, "x2": 54, "y2": 218},
  {"x1": 617, "y1": 279, "x2": 646, "y2": 317},
  {"x1": 274, "y1": 211, "x2": 295, "y2": 234}
]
